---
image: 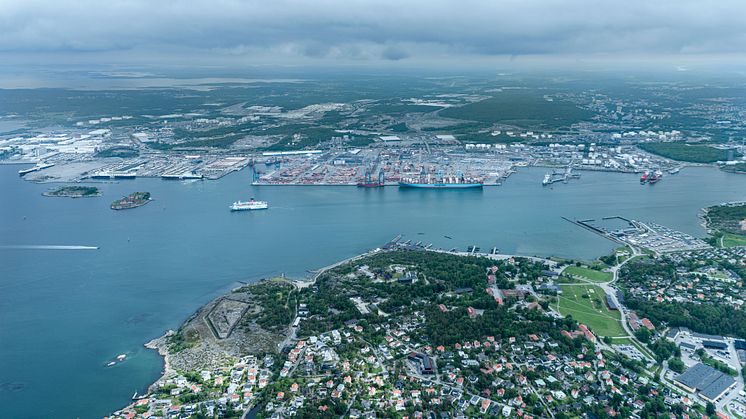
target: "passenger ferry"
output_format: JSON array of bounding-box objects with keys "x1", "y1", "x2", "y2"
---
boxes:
[{"x1": 230, "y1": 198, "x2": 268, "y2": 211}]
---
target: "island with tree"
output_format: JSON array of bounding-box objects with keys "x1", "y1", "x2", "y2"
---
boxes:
[
  {"x1": 42, "y1": 185, "x2": 101, "y2": 198},
  {"x1": 110, "y1": 192, "x2": 151, "y2": 210}
]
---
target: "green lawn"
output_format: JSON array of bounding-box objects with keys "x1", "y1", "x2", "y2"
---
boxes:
[
  {"x1": 563, "y1": 266, "x2": 613, "y2": 283},
  {"x1": 722, "y1": 233, "x2": 746, "y2": 248},
  {"x1": 551, "y1": 284, "x2": 626, "y2": 338}
]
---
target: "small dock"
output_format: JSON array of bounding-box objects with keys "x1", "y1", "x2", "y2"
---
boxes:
[{"x1": 542, "y1": 166, "x2": 581, "y2": 186}]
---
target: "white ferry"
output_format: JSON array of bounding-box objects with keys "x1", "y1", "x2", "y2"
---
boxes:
[{"x1": 230, "y1": 198, "x2": 268, "y2": 211}]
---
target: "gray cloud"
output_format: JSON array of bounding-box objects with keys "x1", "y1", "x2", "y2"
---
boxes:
[{"x1": 1, "y1": 0, "x2": 745, "y2": 65}]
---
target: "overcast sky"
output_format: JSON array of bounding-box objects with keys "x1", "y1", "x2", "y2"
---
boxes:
[{"x1": 2, "y1": 0, "x2": 746, "y2": 68}]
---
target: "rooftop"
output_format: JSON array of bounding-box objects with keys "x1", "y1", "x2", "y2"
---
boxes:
[{"x1": 675, "y1": 363, "x2": 735, "y2": 401}]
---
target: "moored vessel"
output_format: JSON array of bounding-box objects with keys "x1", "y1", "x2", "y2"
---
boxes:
[
  {"x1": 357, "y1": 168, "x2": 385, "y2": 187},
  {"x1": 398, "y1": 168, "x2": 483, "y2": 189},
  {"x1": 648, "y1": 170, "x2": 663, "y2": 184},
  {"x1": 398, "y1": 181, "x2": 483, "y2": 189}
]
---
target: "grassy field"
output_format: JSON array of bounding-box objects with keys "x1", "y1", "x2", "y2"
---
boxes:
[
  {"x1": 563, "y1": 266, "x2": 613, "y2": 283},
  {"x1": 723, "y1": 233, "x2": 746, "y2": 247},
  {"x1": 552, "y1": 284, "x2": 626, "y2": 338}
]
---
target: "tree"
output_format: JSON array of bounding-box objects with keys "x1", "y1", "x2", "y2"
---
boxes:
[
  {"x1": 635, "y1": 328, "x2": 651, "y2": 343},
  {"x1": 706, "y1": 402, "x2": 716, "y2": 415},
  {"x1": 668, "y1": 358, "x2": 685, "y2": 374}
]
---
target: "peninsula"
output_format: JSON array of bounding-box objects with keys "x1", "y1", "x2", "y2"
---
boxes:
[{"x1": 111, "y1": 237, "x2": 746, "y2": 419}]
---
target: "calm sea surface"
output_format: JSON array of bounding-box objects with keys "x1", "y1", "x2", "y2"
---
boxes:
[{"x1": 1, "y1": 164, "x2": 745, "y2": 418}]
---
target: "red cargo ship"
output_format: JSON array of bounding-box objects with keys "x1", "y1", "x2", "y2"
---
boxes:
[{"x1": 357, "y1": 168, "x2": 385, "y2": 188}]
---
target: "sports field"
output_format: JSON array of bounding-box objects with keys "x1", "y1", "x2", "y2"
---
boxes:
[{"x1": 552, "y1": 284, "x2": 626, "y2": 337}]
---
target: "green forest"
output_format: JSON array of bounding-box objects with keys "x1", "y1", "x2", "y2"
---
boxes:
[
  {"x1": 638, "y1": 142, "x2": 738, "y2": 163},
  {"x1": 439, "y1": 91, "x2": 592, "y2": 129}
]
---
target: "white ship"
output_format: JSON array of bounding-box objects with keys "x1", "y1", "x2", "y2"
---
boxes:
[
  {"x1": 542, "y1": 173, "x2": 551, "y2": 186},
  {"x1": 230, "y1": 198, "x2": 268, "y2": 211}
]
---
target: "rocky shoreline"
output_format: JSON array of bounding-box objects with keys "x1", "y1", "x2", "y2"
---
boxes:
[{"x1": 112, "y1": 250, "x2": 375, "y2": 416}]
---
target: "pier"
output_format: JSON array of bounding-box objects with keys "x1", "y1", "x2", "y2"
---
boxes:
[{"x1": 542, "y1": 166, "x2": 581, "y2": 186}]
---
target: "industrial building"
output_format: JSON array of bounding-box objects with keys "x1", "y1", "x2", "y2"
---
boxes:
[
  {"x1": 702, "y1": 340, "x2": 728, "y2": 350},
  {"x1": 674, "y1": 363, "x2": 736, "y2": 403}
]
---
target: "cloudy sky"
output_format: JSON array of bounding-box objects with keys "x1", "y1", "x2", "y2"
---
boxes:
[{"x1": 2, "y1": 0, "x2": 745, "y2": 68}]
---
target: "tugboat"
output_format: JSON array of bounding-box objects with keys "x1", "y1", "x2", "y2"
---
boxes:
[
  {"x1": 230, "y1": 198, "x2": 268, "y2": 211},
  {"x1": 640, "y1": 170, "x2": 650, "y2": 184}
]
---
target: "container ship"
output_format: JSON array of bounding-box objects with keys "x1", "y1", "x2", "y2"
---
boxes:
[
  {"x1": 230, "y1": 198, "x2": 268, "y2": 211},
  {"x1": 399, "y1": 170, "x2": 483, "y2": 189}
]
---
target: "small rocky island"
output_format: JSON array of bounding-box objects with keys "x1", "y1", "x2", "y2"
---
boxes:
[
  {"x1": 110, "y1": 192, "x2": 151, "y2": 210},
  {"x1": 42, "y1": 185, "x2": 101, "y2": 198}
]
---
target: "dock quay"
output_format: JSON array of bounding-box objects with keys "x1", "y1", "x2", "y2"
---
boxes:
[
  {"x1": 542, "y1": 166, "x2": 581, "y2": 186},
  {"x1": 564, "y1": 216, "x2": 711, "y2": 255}
]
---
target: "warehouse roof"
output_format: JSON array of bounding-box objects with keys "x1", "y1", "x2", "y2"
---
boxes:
[{"x1": 675, "y1": 363, "x2": 735, "y2": 401}]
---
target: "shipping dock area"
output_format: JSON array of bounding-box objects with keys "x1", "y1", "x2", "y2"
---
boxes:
[
  {"x1": 89, "y1": 155, "x2": 250, "y2": 181},
  {"x1": 566, "y1": 216, "x2": 712, "y2": 254},
  {"x1": 252, "y1": 147, "x2": 514, "y2": 186}
]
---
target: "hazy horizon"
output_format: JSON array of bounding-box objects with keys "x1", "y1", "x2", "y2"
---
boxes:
[{"x1": 2, "y1": 0, "x2": 746, "y2": 78}]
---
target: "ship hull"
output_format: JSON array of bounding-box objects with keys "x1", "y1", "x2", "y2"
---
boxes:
[{"x1": 398, "y1": 182, "x2": 483, "y2": 189}]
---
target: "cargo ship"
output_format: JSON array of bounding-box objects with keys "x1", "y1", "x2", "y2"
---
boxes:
[
  {"x1": 399, "y1": 181, "x2": 483, "y2": 189},
  {"x1": 357, "y1": 168, "x2": 385, "y2": 188},
  {"x1": 230, "y1": 198, "x2": 268, "y2": 211},
  {"x1": 647, "y1": 170, "x2": 663, "y2": 184},
  {"x1": 399, "y1": 174, "x2": 483, "y2": 189},
  {"x1": 357, "y1": 181, "x2": 385, "y2": 187},
  {"x1": 399, "y1": 168, "x2": 483, "y2": 189}
]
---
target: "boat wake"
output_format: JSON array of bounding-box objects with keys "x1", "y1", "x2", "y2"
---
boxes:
[{"x1": 0, "y1": 245, "x2": 99, "y2": 250}]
